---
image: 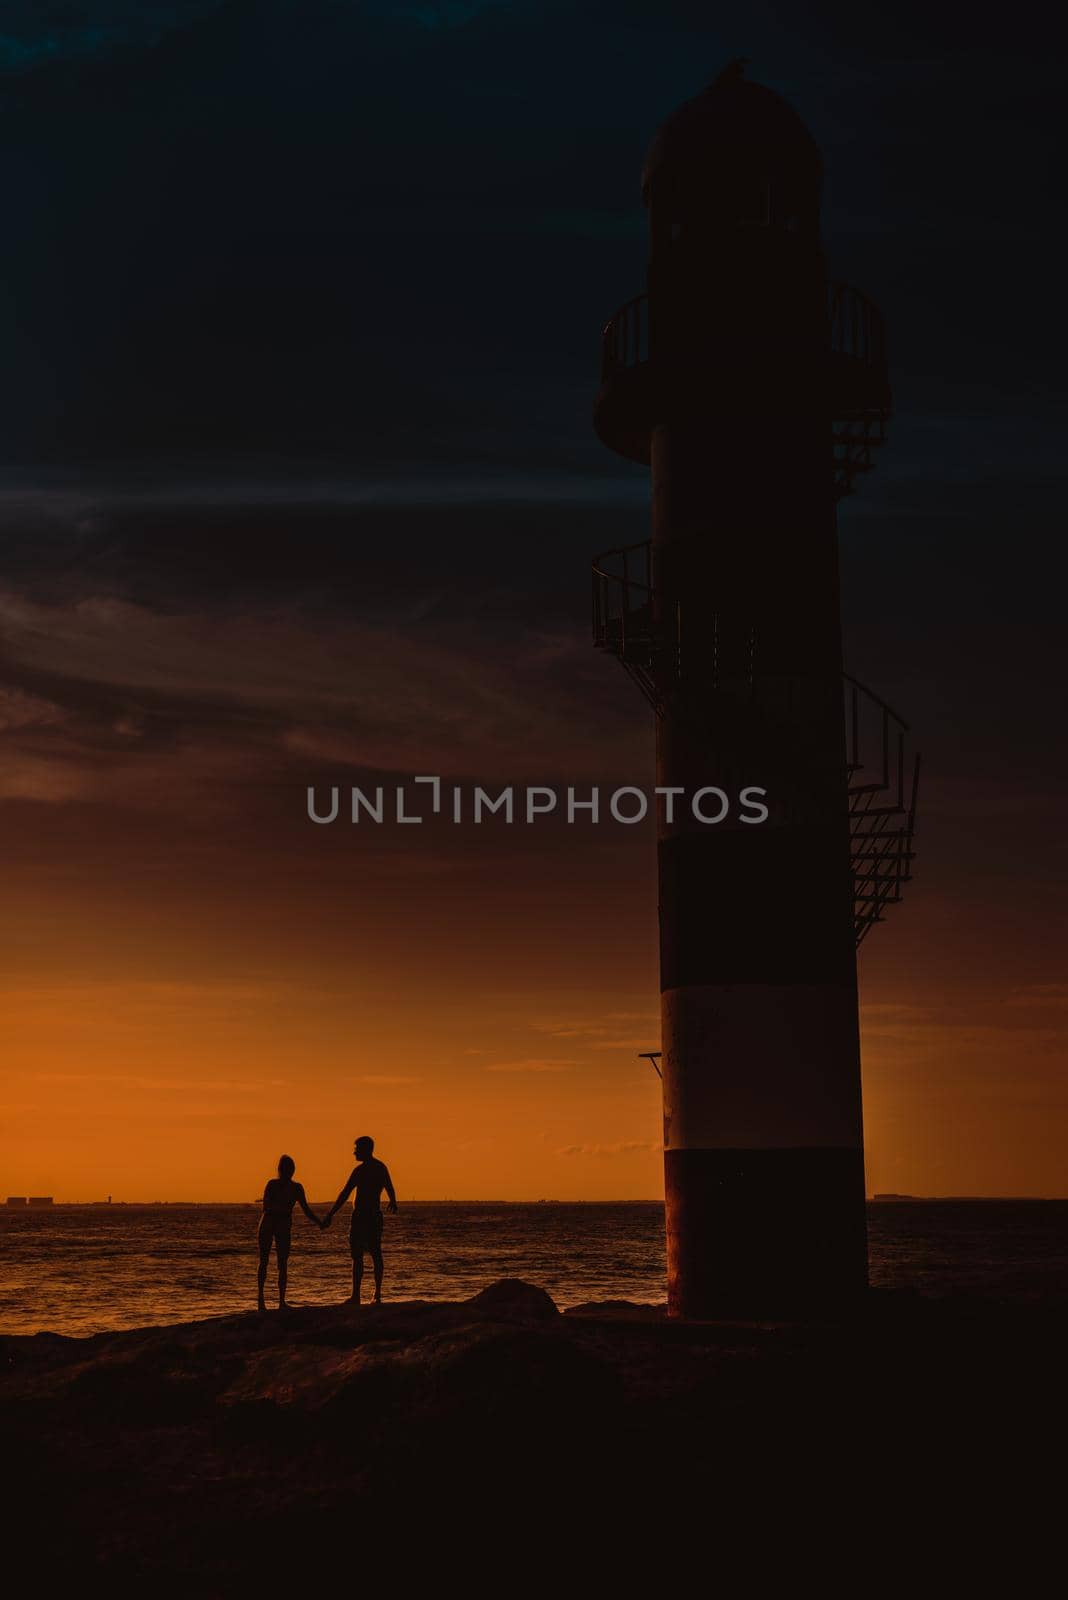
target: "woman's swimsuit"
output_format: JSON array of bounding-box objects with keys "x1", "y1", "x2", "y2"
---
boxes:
[{"x1": 258, "y1": 1179, "x2": 299, "y2": 1257}]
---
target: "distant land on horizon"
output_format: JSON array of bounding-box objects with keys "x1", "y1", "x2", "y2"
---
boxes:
[{"x1": 6, "y1": 1195, "x2": 1067, "y2": 1207}]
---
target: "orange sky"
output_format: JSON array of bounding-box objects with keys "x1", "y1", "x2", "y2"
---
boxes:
[
  {"x1": 1, "y1": 508, "x2": 1065, "y2": 1202},
  {"x1": 3, "y1": 735, "x2": 1065, "y2": 1200}
]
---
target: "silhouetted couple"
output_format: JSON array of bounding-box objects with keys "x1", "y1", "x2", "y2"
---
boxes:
[{"x1": 257, "y1": 1135, "x2": 397, "y2": 1311}]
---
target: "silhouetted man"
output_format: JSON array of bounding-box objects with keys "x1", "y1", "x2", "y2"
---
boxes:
[{"x1": 322, "y1": 1135, "x2": 397, "y2": 1304}]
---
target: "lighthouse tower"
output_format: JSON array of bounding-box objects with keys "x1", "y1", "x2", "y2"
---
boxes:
[{"x1": 592, "y1": 64, "x2": 914, "y2": 1317}]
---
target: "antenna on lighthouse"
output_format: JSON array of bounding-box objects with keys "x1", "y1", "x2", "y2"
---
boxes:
[{"x1": 713, "y1": 57, "x2": 750, "y2": 85}]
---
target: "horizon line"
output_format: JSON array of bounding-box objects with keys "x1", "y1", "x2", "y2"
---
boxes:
[{"x1": 5, "y1": 1195, "x2": 1067, "y2": 1207}]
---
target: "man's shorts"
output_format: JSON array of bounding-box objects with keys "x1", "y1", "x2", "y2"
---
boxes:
[
  {"x1": 349, "y1": 1210, "x2": 384, "y2": 1257},
  {"x1": 258, "y1": 1215, "x2": 292, "y2": 1258}
]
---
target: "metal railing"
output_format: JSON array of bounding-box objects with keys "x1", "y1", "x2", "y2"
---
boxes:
[
  {"x1": 591, "y1": 540, "x2": 659, "y2": 709},
  {"x1": 591, "y1": 543, "x2": 919, "y2": 944},
  {"x1": 845, "y1": 675, "x2": 920, "y2": 944},
  {"x1": 600, "y1": 295, "x2": 649, "y2": 382},
  {"x1": 828, "y1": 283, "x2": 886, "y2": 368},
  {"x1": 600, "y1": 282, "x2": 886, "y2": 379}
]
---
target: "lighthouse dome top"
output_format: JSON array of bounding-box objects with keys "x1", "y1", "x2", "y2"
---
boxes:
[{"x1": 640, "y1": 61, "x2": 822, "y2": 207}]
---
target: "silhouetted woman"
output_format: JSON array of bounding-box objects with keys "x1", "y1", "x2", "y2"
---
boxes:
[{"x1": 257, "y1": 1155, "x2": 321, "y2": 1311}]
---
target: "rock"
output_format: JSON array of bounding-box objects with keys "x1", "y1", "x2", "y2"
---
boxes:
[
  {"x1": 466, "y1": 1278, "x2": 559, "y2": 1322},
  {"x1": 2, "y1": 1288, "x2": 1062, "y2": 1588},
  {"x1": 416, "y1": 1320, "x2": 619, "y2": 1424},
  {"x1": 564, "y1": 1298, "x2": 665, "y2": 1319}
]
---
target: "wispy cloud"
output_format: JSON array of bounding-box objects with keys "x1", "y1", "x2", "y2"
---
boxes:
[
  {"x1": 1006, "y1": 984, "x2": 1068, "y2": 1009},
  {"x1": 533, "y1": 1011, "x2": 659, "y2": 1041},
  {"x1": 557, "y1": 1141, "x2": 660, "y2": 1158},
  {"x1": 485, "y1": 1058, "x2": 581, "y2": 1074},
  {"x1": 0, "y1": 584, "x2": 643, "y2": 809},
  {"x1": 528, "y1": 1012, "x2": 660, "y2": 1055},
  {"x1": 32, "y1": 1072, "x2": 286, "y2": 1092},
  {"x1": 0, "y1": 687, "x2": 68, "y2": 733}
]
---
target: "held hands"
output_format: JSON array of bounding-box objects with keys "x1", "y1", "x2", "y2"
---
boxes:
[{"x1": 320, "y1": 1213, "x2": 333, "y2": 1231}]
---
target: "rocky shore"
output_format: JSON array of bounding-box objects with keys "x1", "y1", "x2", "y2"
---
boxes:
[{"x1": 3, "y1": 1280, "x2": 1062, "y2": 1590}]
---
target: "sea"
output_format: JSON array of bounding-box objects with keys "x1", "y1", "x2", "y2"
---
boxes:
[{"x1": 2, "y1": 1200, "x2": 1067, "y2": 1337}]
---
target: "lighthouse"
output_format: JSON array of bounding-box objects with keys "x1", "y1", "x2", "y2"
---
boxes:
[{"x1": 592, "y1": 64, "x2": 915, "y2": 1317}]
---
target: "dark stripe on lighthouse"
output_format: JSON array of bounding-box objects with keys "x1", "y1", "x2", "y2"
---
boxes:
[
  {"x1": 658, "y1": 825, "x2": 857, "y2": 990},
  {"x1": 663, "y1": 1146, "x2": 868, "y2": 1317}
]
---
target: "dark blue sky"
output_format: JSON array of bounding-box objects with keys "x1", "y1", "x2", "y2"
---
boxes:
[
  {"x1": 1, "y1": 2, "x2": 1064, "y2": 747},
  {"x1": 0, "y1": 0, "x2": 1062, "y2": 475}
]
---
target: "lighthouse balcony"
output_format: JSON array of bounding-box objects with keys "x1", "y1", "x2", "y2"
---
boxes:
[{"x1": 594, "y1": 282, "x2": 891, "y2": 498}]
